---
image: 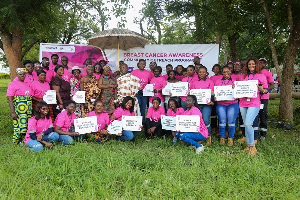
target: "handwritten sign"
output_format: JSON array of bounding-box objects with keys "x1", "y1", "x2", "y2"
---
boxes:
[
  {"x1": 143, "y1": 84, "x2": 154, "y2": 96},
  {"x1": 162, "y1": 82, "x2": 171, "y2": 95},
  {"x1": 43, "y1": 90, "x2": 57, "y2": 104},
  {"x1": 122, "y1": 116, "x2": 143, "y2": 131},
  {"x1": 233, "y1": 80, "x2": 258, "y2": 98},
  {"x1": 74, "y1": 116, "x2": 98, "y2": 134},
  {"x1": 176, "y1": 115, "x2": 200, "y2": 132},
  {"x1": 161, "y1": 115, "x2": 176, "y2": 131},
  {"x1": 107, "y1": 120, "x2": 123, "y2": 135},
  {"x1": 214, "y1": 85, "x2": 234, "y2": 101},
  {"x1": 73, "y1": 91, "x2": 86, "y2": 103},
  {"x1": 170, "y1": 82, "x2": 189, "y2": 96},
  {"x1": 189, "y1": 89, "x2": 211, "y2": 104}
]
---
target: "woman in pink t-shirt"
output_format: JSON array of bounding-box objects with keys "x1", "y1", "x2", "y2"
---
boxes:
[
  {"x1": 145, "y1": 97, "x2": 165, "y2": 138},
  {"x1": 86, "y1": 100, "x2": 110, "y2": 143},
  {"x1": 25, "y1": 101, "x2": 59, "y2": 152},
  {"x1": 54, "y1": 100, "x2": 79, "y2": 145},
  {"x1": 167, "y1": 97, "x2": 184, "y2": 144},
  {"x1": 7, "y1": 68, "x2": 33, "y2": 144},
  {"x1": 180, "y1": 65, "x2": 198, "y2": 110},
  {"x1": 93, "y1": 63, "x2": 103, "y2": 80},
  {"x1": 111, "y1": 96, "x2": 139, "y2": 141},
  {"x1": 149, "y1": 66, "x2": 167, "y2": 107},
  {"x1": 175, "y1": 65, "x2": 184, "y2": 81},
  {"x1": 175, "y1": 95, "x2": 208, "y2": 154}
]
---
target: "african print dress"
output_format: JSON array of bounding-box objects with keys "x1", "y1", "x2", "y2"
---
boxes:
[
  {"x1": 100, "y1": 75, "x2": 116, "y2": 114},
  {"x1": 70, "y1": 76, "x2": 82, "y2": 118},
  {"x1": 81, "y1": 76, "x2": 101, "y2": 117}
]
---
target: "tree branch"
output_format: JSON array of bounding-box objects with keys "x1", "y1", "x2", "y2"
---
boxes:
[
  {"x1": 287, "y1": 0, "x2": 293, "y2": 33},
  {"x1": 21, "y1": 40, "x2": 39, "y2": 59}
]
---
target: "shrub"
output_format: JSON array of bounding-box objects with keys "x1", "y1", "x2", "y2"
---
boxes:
[{"x1": 0, "y1": 73, "x2": 10, "y2": 79}]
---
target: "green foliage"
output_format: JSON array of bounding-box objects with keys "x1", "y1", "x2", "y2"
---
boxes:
[
  {"x1": 1, "y1": 80, "x2": 300, "y2": 199},
  {"x1": 0, "y1": 73, "x2": 10, "y2": 79}
]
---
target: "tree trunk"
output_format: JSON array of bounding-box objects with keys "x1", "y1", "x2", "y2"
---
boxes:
[
  {"x1": 228, "y1": 34, "x2": 239, "y2": 62},
  {"x1": 0, "y1": 28, "x2": 23, "y2": 80}
]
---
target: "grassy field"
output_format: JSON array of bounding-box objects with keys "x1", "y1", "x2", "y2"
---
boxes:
[{"x1": 0, "y1": 79, "x2": 299, "y2": 199}]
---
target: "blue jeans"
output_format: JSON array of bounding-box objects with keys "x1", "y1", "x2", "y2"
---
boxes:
[
  {"x1": 216, "y1": 103, "x2": 239, "y2": 139},
  {"x1": 176, "y1": 132, "x2": 206, "y2": 148},
  {"x1": 59, "y1": 135, "x2": 74, "y2": 145},
  {"x1": 136, "y1": 90, "x2": 148, "y2": 124},
  {"x1": 198, "y1": 104, "x2": 212, "y2": 135},
  {"x1": 240, "y1": 107, "x2": 260, "y2": 146},
  {"x1": 27, "y1": 132, "x2": 59, "y2": 152},
  {"x1": 181, "y1": 99, "x2": 187, "y2": 110},
  {"x1": 118, "y1": 130, "x2": 139, "y2": 141}
]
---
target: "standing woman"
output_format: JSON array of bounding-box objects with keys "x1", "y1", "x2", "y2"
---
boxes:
[
  {"x1": 30, "y1": 70, "x2": 54, "y2": 122},
  {"x1": 7, "y1": 68, "x2": 33, "y2": 144},
  {"x1": 131, "y1": 59, "x2": 152, "y2": 123},
  {"x1": 180, "y1": 65, "x2": 198, "y2": 110},
  {"x1": 190, "y1": 66, "x2": 214, "y2": 145},
  {"x1": 238, "y1": 57, "x2": 268, "y2": 156},
  {"x1": 70, "y1": 66, "x2": 82, "y2": 118},
  {"x1": 24, "y1": 101, "x2": 59, "y2": 152},
  {"x1": 175, "y1": 65, "x2": 184, "y2": 81},
  {"x1": 98, "y1": 65, "x2": 116, "y2": 114},
  {"x1": 214, "y1": 66, "x2": 239, "y2": 146},
  {"x1": 149, "y1": 66, "x2": 167, "y2": 107},
  {"x1": 145, "y1": 97, "x2": 165, "y2": 138},
  {"x1": 175, "y1": 95, "x2": 208, "y2": 154},
  {"x1": 54, "y1": 100, "x2": 79, "y2": 145},
  {"x1": 87, "y1": 100, "x2": 110, "y2": 143},
  {"x1": 50, "y1": 65, "x2": 71, "y2": 118},
  {"x1": 110, "y1": 96, "x2": 139, "y2": 141},
  {"x1": 164, "y1": 70, "x2": 180, "y2": 110}
]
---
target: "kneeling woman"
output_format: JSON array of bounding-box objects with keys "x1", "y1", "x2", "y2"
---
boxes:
[
  {"x1": 24, "y1": 101, "x2": 59, "y2": 152},
  {"x1": 110, "y1": 96, "x2": 139, "y2": 141},
  {"x1": 176, "y1": 95, "x2": 208, "y2": 154},
  {"x1": 87, "y1": 100, "x2": 110, "y2": 143},
  {"x1": 54, "y1": 100, "x2": 79, "y2": 145},
  {"x1": 145, "y1": 97, "x2": 165, "y2": 138}
]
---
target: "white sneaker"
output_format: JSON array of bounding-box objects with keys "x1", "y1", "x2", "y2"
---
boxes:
[{"x1": 196, "y1": 145, "x2": 205, "y2": 154}]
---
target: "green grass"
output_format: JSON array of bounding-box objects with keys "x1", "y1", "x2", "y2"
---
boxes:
[{"x1": 0, "y1": 79, "x2": 299, "y2": 199}]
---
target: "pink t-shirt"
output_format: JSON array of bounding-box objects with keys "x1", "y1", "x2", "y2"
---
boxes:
[
  {"x1": 93, "y1": 73, "x2": 102, "y2": 80},
  {"x1": 131, "y1": 69, "x2": 152, "y2": 90},
  {"x1": 149, "y1": 71, "x2": 155, "y2": 80},
  {"x1": 162, "y1": 74, "x2": 168, "y2": 80},
  {"x1": 88, "y1": 111, "x2": 110, "y2": 131},
  {"x1": 190, "y1": 78, "x2": 214, "y2": 91},
  {"x1": 54, "y1": 110, "x2": 76, "y2": 132},
  {"x1": 183, "y1": 106, "x2": 208, "y2": 138},
  {"x1": 149, "y1": 76, "x2": 167, "y2": 102},
  {"x1": 49, "y1": 64, "x2": 58, "y2": 72},
  {"x1": 62, "y1": 68, "x2": 72, "y2": 82},
  {"x1": 239, "y1": 73, "x2": 268, "y2": 108},
  {"x1": 261, "y1": 69, "x2": 274, "y2": 100},
  {"x1": 146, "y1": 106, "x2": 165, "y2": 122},
  {"x1": 231, "y1": 73, "x2": 243, "y2": 81},
  {"x1": 32, "y1": 71, "x2": 39, "y2": 81},
  {"x1": 210, "y1": 75, "x2": 223, "y2": 84},
  {"x1": 167, "y1": 107, "x2": 185, "y2": 117},
  {"x1": 112, "y1": 107, "x2": 134, "y2": 121},
  {"x1": 7, "y1": 80, "x2": 32, "y2": 96},
  {"x1": 175, "y1": 74, "x2": 184, "y2": 81},
  {"x1": 214, "y1": 77, "x2": 238, "y2": 105},
  {"x1": 181, "y1": 75, "x2": 198, "y2": 101},
  {"x1": 24, "y1": 73, "x2": 36, "y2": 85},
  {"x1": 30, "y1": 80, "x2": 51, "y2": 97},
  {"x1": 24, "y1": 116, "x2": 53, "y2": 144},
  {"x1": 42, "y1": 68, "x2": 55, "y2": 83}
]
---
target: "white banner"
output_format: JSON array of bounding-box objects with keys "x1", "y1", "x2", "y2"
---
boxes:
[
  {"x1": 189, "y1": 89, "x2": 211, "y2": 104},
  {"x1": 122, "y1": 116, "x2": 143, "y2": 131},
  {"x1": 74, "y1": 116, "x2": 98, "y2": 134},
  {"x1": 234, "y1": 80, "x2": 258, "y2": 98},
  {"x1": 214, "y1": 85, "x2": 234, "y2": 101},
  {"x1": 107, "y1": 120, "x2": 123, "y2": 135},
  {"x1": 176, "y1": 115, "x2": 200, "y2": 132},
  {"x1": 43, "y1": 90, "x2": 57, "y2": 104},
  {"x1": 73, "y1": 91, "x2": 86, "y2": 103},
  {"x1": 143, "y1": 84, "x2": 154, "y2": 96},
  {"x1": 161, "y1": 115, "x2": 176, "y2": 131},
  {"x1": 170, "y1": 82, "x2": 189, "y2": 96}
]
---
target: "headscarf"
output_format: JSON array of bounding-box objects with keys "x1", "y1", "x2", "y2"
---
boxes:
[{"x1": 16, "y1": 68, "x2": 26, "y2": 74}]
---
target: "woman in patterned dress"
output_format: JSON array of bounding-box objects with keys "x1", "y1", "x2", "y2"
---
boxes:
[{"x1": 70, "y1": 66, "x2": 82, "y2": 118}]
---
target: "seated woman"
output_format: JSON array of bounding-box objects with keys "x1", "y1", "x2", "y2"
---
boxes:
[
  {"x1": 87, "y1": 100, "x2": 110, "y2": 143},
  {"x1": 175, "y1": 95, "x2": 208, "y2": 154},
  {"x1": 54, "y1": 100, "x2": 79, "y2": 145},
  {"x1": 167, "y1": 97, "x2": 185, "y2": 144},
  {"x1": 24, "y1": 101, "x2": 59, "y2": 152},
  {"x1": 110, "y1": 96, "x2": 139, "y2": 141},
  {"x1": 145, "y1": 97, "x2": 165, "y2": 138}
]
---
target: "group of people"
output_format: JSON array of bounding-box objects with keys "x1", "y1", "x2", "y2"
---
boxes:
[{"x1": 6, "y1": 54, "x2": 274, "y2": 156}]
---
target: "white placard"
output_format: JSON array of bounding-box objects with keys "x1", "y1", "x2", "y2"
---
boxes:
[
  {"x1": 162, "y1": 83, "x2": 171, "y2": 95},
  {"x1": 43, "y1": 90, "x2": 57, "y2": 104},
  {"x1": 189, "y1": 89, "x2": 211, "y2": 104},
  {"x1": 74, "y1": 116, "x2": 98, "y2": 134},
  {"x1": 107, "y1": 120, "x2": 123, "y2": 135},
  {"x1": 73, "y1": 91, "x2": 86, "y2": 103},
  {"x1": 214, "y1": 85, "x2": 235, "y2": 101},
  {"x1": 122, "y1": 116, "x2": 143, "y2": 131},
  {"x1": 176, "y1": 115, "x2": 200, "y2": 132},
  {"x1": 170, "y1": 82, "x2": 189, "y2": 96},
  {"x1": 143, "y1": 84, "x2": 154, "y2": 96},
  {"x1": 161, "y1": 115, "x2": 176, "y2": 131},
  {"x1": 234, "y1": 80, "x2": 258, "y2": 98}
]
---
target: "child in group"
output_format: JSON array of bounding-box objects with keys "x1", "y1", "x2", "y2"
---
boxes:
[
  {"x1": 145, "y1": 97, "x2": 166, "y2": 138},
  {"x1": 167, "y1": 97, "x2": 184, "y2": 144}
]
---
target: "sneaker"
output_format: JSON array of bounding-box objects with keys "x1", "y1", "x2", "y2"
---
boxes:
[
  {"x1": 260, "y1": 136, "x2": 266, "y2": 141},
  {"x1": 172, "y1": 137, "x2": 177, "y2": 145},
  {"x1": 196, "y1": 145, "x2": 205, "y2": 154}
]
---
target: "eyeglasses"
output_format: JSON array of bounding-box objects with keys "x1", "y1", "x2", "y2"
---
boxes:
[
  {"x1": 72, "y1": 70, "x2": 80, "y2": 74},
  {"x1": 61, "y1": 60, "x2": 68, "y2": 62},
  {"x1": 95, "y1": 67, "x2": 102, "y2": 69},
  {"x1": 34, "y1": 64, "x2": 41, "y2": 66},
  {"x1": 41, "y1": 107, "x2": 49, "y2": 111},
  {"x1": 42, "y1": 60, "x2": 49, "y2": 63},
  {"x1": 150, "y1": 64, "x2": 157, "y2": 66},
  {"x1": 100, "y1": 63, "x2": 106, "y2": 65}
]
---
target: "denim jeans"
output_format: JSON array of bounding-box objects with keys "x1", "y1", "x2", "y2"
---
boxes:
[
  {"x1": 59, "y1": 135, "x2": 74, "y2": 145},
  {"x1": 119, "y1": 130, "x2": 139, "y2": 141},
  {"x1": 27, "y1": 132, "x2": 59, "y2": 152},
  {"x1": 175, "y1": 132, "x2": 206, "y2": 148},
  {"x1": 181, "y1": 99, "x2": 187, "y2": 110},
  {"x1": 198, "y1": 104, "x2": 212, "y2": 135},
  {"x1": 136, "y1": 90, "x2": 148, "y2": 124},
  {"x1": 216, "y1": 102, "x2": 239, "y2": 139},
  {"x1": 259, "y1": 99, "x2": 269, "y2": 137},
  {"x1": 240, "y1": 107, "x2": 260, "y2": 146}
]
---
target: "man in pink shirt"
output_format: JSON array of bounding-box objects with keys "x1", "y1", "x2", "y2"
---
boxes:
[
  {"x1": 41, "y1": 57, "x2": 54, "y2": 82},
  {"x1": 258, "y1": 58, "x2": 275, "y2": 141},
  {"x1": 162, "y1": 64, "x2": 173, "y2": 80},
  {"x1": 49, "y1": 54, "x2": 59, "y2": 72}
]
